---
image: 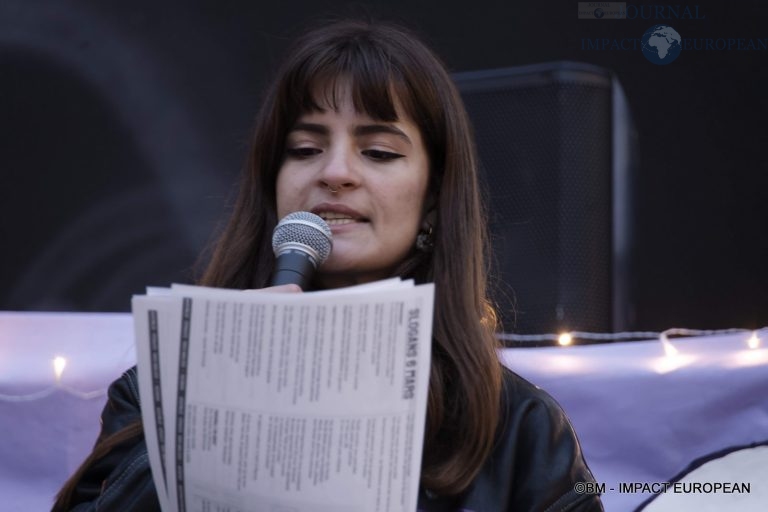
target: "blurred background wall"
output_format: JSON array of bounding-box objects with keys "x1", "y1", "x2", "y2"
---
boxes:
[{"x1": 1, "y1": 0, "x2": 766, "y2": 332}]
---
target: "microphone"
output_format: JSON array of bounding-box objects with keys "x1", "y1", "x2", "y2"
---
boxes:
[{"x1": 270, "y1": 211, "x2": 333, "y2": 289}]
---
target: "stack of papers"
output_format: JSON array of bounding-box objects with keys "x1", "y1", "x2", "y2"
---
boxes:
[{"x1": 132, "y1": 279, "x2": 434, "y2": 512}]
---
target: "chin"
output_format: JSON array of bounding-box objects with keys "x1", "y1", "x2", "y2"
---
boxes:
[
  {"x1": 318, "y1": 255, "x2": 361, "y2": 274},
  {"x1": 317, "y1": 256, "x2": 393, "y2": 285}
]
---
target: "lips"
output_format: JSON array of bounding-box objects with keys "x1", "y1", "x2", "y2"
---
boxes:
[
  {"x1": 318, "y1": 212, "x2": 356, "y2": 226},
  {"x1": 311, "y1": 203, "x2": 369, "y2": 226}
]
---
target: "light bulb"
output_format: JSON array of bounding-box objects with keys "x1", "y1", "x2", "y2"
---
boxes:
[
  {"x1": 558, "y1": 332, "x2": 573, "y2": 346},
  {"x1": 662, "y1": 339, "x2": 678, "y2": 357},
  {"x1": 53, "y1": 356, "x2": 67, "y2": 382}
]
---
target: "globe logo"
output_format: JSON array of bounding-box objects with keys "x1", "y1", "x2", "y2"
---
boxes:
[
  {"x1": 594, "y1": 8, "x2": 605, "y2": 19},
  {"x1": 641, "y1": 25, "x2": 682, "y2": 65}
]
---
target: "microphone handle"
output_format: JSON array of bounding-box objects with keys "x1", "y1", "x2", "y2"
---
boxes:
[{"x1": 270, "y1": 249, "x2": 316, "y2": 290}]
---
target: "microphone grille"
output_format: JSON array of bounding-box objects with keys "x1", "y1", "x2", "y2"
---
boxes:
[{"x1": 272, "y1": 211, "x2": 333, "y2": 263}]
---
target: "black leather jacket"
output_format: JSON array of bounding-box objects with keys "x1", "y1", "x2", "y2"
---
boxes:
[{"x1": 58, "y1": 366, "x2": 602, "y2": 511}]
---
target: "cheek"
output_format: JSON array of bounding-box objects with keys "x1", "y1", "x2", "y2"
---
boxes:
[
  {"x1": 401, "y1": 192, "x2": 424, "y2": 222},
  {"x1": 403, "y1": 171, "x2": 430, "y2": 219},
  {"x1": 275, "y1": 170, "x2": 300, "y2": 218},
  {"x1": 385, "y1": 184, "x2": 427, "y2": 232}
]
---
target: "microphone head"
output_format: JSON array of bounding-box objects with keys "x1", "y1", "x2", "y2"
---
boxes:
[{"x1": 272, "y1": 211, "x2": 333, "y2": 266}]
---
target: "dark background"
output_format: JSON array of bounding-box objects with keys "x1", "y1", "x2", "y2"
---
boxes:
[{"x1": 1, "y1": 0, "x2": 766, "y2": 332}]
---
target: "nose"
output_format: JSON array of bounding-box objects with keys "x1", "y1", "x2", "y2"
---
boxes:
[{"x1": 317, "y1": 143, "x2": 360, "y2": 193}]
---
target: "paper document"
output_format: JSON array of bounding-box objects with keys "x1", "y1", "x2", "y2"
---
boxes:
[{"x1": 133, "y1": 280, "x2": 434, "y2": 512}]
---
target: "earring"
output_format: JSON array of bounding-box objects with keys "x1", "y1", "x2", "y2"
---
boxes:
[{"x1": 416, "y1": 223, "x2": 434, "y2": 252}]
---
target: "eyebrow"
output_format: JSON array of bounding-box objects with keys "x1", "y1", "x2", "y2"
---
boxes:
[{"x1": 290, "y1": 122, "x2": 412, "y2": 146}]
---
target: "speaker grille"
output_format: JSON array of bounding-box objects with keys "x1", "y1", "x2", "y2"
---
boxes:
[{"x1": 455, "y1": 63, "x2": 627, "y2": 334}]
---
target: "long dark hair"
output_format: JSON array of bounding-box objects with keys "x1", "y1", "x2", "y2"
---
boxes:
[
  {"x1": 56, "y1": 19, "x2": 502, "y2": 505},
  {"x1": 202, "y1": 18, "x2": 502, "y2": 495}
]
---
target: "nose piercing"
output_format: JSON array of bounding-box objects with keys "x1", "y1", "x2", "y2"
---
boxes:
[{"x1": 326, "y1": 184, "x2": 340, "y2": 194}]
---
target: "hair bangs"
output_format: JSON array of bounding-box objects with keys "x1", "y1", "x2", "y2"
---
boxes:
[{"x1": 284, "y1": 37, "x2": 417, "y2": 125}]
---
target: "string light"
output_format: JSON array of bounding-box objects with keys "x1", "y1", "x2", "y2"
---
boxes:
[
  {"x1": 726, "y1": 330, "x2": 768, "y2": 368},
  {"x1": 0, "y1": 356, "x2": 106, "y2": 403},
  {"x1": 653, "y1": 330, "x2": 693, "y2": 373},
  {"x1": 499, "y1": 327, "x2": 767, "y2": 346},
  {"x1": 0, "y1": 335, "x2": 135, "y2": 404},
  {"x1": 53, "y1": 356, "x2": 67, "y2": 383},
  {"x1": 747, "y1": 331, "x2": 760, "y2": 350},
  {"x1": 2, "y1": 328, "x2": 766, "y2": 404},
  {"x1": 498, "y1": 327, "x2": 768, "y2": 374},
  {"x1": 659, "y1": 333, "x2": 679, "y2": 357},
  {"x1": 498, "y1": 330, "x2": 665, "y2": 344},
  {"x1": 0, "y1": 384, "x2": 106, "y2": 403}
]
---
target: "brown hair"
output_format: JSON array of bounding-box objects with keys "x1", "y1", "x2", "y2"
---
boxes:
[
  {"x1": 53, "y1": 421, "x2": 144, "y2": 509},
  {"x1": 55, "y1": 19, "x2": 502, "y2": 505},
  {"x1": 201, "y1": 19, "x2": 502, "y2": 494}
]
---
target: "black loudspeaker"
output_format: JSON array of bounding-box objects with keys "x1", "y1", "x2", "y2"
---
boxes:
[{"x1": 454, "y1": 62, "x2": 637, "y2": 335}]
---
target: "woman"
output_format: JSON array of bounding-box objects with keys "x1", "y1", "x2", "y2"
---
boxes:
[{"x1": 54, "y1": 19, "x2": 603, "y2": 511}]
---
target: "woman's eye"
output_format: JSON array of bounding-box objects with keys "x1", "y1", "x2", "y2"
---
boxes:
[
  {"x1": 286, "y1": 147, "x2": 321, "y2": 159},
  {"x1": 363, "y1": 149, "x2": 404, "y2": 161}
]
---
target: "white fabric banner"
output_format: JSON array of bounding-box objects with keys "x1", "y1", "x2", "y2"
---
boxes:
[{"x1": 1, "y1": 312, "x2": 766, "y2": 511}]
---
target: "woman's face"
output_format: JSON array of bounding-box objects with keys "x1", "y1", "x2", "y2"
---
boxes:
[{"x1": 276, "y1": 84, "x2": 430, "y2": 288}]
